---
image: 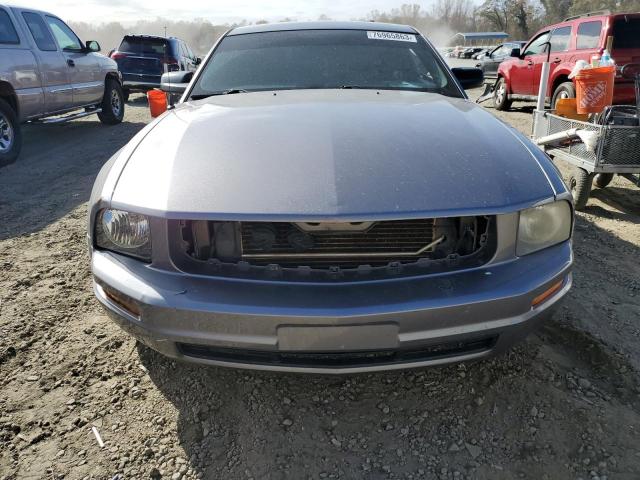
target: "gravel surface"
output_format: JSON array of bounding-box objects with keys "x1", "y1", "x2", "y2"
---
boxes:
[{"x1": 1, "y1": 81, "x2": 640, "y2": 479}]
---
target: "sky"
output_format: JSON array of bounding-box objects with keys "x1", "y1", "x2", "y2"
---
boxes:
[{"x1": 17, "y1": 0, "x2": 442, "y2": 25}]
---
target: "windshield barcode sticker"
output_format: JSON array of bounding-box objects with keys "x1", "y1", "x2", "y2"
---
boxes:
[{"x1": 367, "y1": 31, "x2": 417, "y2": 42}]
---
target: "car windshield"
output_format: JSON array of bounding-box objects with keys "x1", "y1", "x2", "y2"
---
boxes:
[
  {"x1": 189, "y1": 29, "x2": 461, "y2": 98},
  {"x1": 119, "y1": 36, "x2": 168, "y2": 55}
]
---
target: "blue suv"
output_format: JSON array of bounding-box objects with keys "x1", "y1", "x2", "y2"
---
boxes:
[{"x1": 110, "y1": 35, "x2": 201, "y2": 101}]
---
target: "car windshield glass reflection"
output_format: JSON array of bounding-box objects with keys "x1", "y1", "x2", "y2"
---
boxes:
[{"x1": 190, "y1": 29, "x2": 462, "y2": 99}]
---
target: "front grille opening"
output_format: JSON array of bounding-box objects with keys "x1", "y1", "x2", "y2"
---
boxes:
[
  {"x1": 239, "y1": 219, "x2": 444, "y2": 266},
  {"x1": 177, "y1": 335, "x2": 498, "y2": 368},
  {"x1": 172, "y1": 216, "x2": 496, "y2": 281}
]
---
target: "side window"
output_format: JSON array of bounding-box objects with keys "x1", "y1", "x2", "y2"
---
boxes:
[
  {"x1": 550, "y1": 26, "x2": 572, "y2": 52},
  {"x1": 576, "y1": 21, "x2": 602, "y2": 49},
  {"x1": 0, "y1": 8, "x2": 19, "y2": 44},
  {"x1": 45, "y1": 16, "x2": 82, "y2": 51},
  {"x1": 499, "y1": 45, "x2": 513, "y2": 56},
  {"x1": 523, "y1": 32, "x2": 550, "y2": 56},
  {"x1": 22, "y1": 12, "x2": 57, "y2": 51},
  {"x1": 491, "y1": 45, "x2": 504, "y2": 58}
]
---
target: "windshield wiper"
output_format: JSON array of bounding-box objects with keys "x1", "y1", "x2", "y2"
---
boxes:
[
  {"x1": 339, "y1": 85, "x2": 437, "y2": 92},
  {"x1": 191, "y1": 89, "x2": 248, "y2": 100},
  {"x1": 339, "y1": 85, "x2": 376, "y2": 90}
]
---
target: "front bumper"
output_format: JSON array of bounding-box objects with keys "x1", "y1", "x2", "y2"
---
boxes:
[{"x1": 92, "y1": 242, "x2": 572, "y2": 374}]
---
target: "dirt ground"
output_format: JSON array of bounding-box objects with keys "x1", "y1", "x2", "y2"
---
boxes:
[{"x1": 1, "y1": 81, "x2": 640, "y2": 480}]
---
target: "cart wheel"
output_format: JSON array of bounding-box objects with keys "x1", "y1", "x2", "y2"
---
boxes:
[
  {"x1": 569, "y1": 168, "x2": 593, "y2": 210},
  {"x1": 593, "y1": 173, "x2": 614, "y2": 189}
]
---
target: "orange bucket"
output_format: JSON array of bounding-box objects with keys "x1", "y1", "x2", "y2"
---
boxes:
[
  {"x1": 555, "y1": 98, "x2": 589, "y2": 121},
  {"x1": 574, "y1": 66, "x2": 615, "y2": 114},
  {"x1": 147, "y1": 89, "x2": 168, "y2": 118}
]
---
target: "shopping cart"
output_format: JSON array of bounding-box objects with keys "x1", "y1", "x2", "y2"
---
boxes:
[{"x1": 531, "y1": 64, "x2": 640, "y2": 210}]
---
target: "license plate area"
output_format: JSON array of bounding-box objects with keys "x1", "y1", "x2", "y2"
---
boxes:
[{"x1": 277, "y1": 324, "x2": 399, "y2": 351}]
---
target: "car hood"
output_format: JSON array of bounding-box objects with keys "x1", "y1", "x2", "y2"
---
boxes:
[{"x1": 111, "y1": 89, "x2": 555, "y2": 220}]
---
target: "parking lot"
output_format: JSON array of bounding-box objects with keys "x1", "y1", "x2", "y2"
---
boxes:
[{"x1": 1, "y1": 66, "x2": 640, "y2": 479}]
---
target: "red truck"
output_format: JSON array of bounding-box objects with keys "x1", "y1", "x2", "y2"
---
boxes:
[{"x1": 493, "y1": 11, "x2": 640, "y2": 111}]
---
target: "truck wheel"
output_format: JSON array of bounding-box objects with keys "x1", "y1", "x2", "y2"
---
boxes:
[
  {"x1": 593, "y1": 173, "x2": 614, "y2": 189},
  {"x1": 493, "y1": 77, "x2": 512, "y2": 111},
  {"x1": 551, "y1": 82, "x2": 576, "y2": 110},
  {"x1": 98, "y1": 79, "x2": 125, "y2": 125},
  {"x1": 569, "y1": 168, "x2": 593, "y2": 210},
  {"x1": 0, "y1": 98, "x2": 22, "y2": 167}
]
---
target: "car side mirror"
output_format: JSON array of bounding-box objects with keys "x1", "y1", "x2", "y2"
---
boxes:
[
  {"x1": 161, "y1": 71, "x2": 194, "y2": 95},
  {"x1": 86, "y1": 40, "x2": 101, "y2": 53},
  {"x1": 510, "y1": 48, "x2": 521, "y2": 58},
  {"x1": 485, "y1": 51, "x2": 491, "y2": 57},
  {"x1": 451, "y1": 67, "x2": 484, "y2": 90},
  {"x1": 195, "y1": 57, "x2": 202, "y2": 66}
]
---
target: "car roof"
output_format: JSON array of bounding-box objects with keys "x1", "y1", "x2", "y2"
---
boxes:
[
  {"x1": 2, "y1": 4, "x2": 55, "y2": 15},
  {"x1": 123, "y1": 34, "x2": 177, "y2": 40},
  {"x1": 544, "y1": 11, "x2": 640, "y2": 30},
  {"x1": 120, "y1": 35, "x2": 187, "y2": 45},
  {"x1": 229, "y1": 21, "x2": 416, "y2": 36}
]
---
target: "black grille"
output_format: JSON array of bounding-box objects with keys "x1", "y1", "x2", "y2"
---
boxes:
[
  {"x1": 177, "y1": 336, "x2": 497, "y2": 368},
  {"x1": 174, "y1": 216, "x2": 495, "y2": 281},
  {"x1": 240, "y1": 219, "x2": 436, "y2": 267}
]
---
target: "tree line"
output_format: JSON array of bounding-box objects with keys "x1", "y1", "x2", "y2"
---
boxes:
[
  {"x1": 69, "y1": 0, "x2": 640, "y2": 53},
  {"x1": 367, "y1": 0, "x2": 639, "y2": 43}
]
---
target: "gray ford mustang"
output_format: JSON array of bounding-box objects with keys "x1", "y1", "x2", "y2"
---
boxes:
[{"x1": 89, "y1": 22, "x2": 573, "y2": 373}]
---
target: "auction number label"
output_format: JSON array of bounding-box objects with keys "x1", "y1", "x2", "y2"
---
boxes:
[{"x1": 367, "y1": 31, "x2": 417, "y2": 42}]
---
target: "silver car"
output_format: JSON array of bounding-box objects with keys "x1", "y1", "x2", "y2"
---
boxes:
[
  {"x1": 89, "y1": 22, "x2": 573, "y2": 374},
  {"x1": 0, "y1": 4, "x2": 124, "y2": 165}
]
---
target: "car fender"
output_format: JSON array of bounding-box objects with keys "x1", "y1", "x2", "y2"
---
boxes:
[
  {"x1": 87, "y1": 113, "x2": 168, "y2": 251},
  {"x1": 496, "y1": 60, "x2": 515, "y2": 92},
  {"x1": 548, "y1": 65, "x2": 574, "y2": 97},
  {"x1": 98, "y1": 57, "x2": 120, "y2": 84}
]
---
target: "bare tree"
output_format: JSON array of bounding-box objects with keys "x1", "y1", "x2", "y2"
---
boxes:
[
  {"x1": 478, "y1": 0, "x2": 509, "y2": 32},
  {"x1": 510, "y1": 0, "x2": 537, "y2": 38},
  {"x1": 540, "y1": 0, "x2": 573, "y2": 22}
]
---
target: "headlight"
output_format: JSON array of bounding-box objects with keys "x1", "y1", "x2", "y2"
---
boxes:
[
  {"x1": 95, "y1": 209, "x2": 151, "y2": 261},
  {"x1": 517, "y1": 201, "x2": 572, "y2": 256}
]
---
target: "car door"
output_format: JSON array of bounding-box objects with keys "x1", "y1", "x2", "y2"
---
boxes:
[
  {"x1": 1, "y1": 8, "x2": 43, "y2": 120},
  {"x1": 485, "y1": 44, "x2": 509, "y2": 77},
  {"x1": 179, "y1": 41, "x2": 189, "y2": 70},
  {"x1": 185, "y1": 43, "x2": 198, "y2": 72},
  {"x1": 45, "y1": 15, "x2": 103, "y2": 107},
  {"x1": 534, "y1": 25, "x2": 572, "y2": 95},
  {"x1": 510, "y1": 31, "x2": 550, "y2": 95},
  {"x1": 19, "y1": 11, "x2": 72, "y2": 114},
  {"x1": 179, "y1": 41, "x2": 195, "y2": 72}
]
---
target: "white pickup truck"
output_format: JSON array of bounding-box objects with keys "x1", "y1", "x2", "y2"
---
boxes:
[{"x1": 0, "y1": 4, "x2": 125, "y2": 166}]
